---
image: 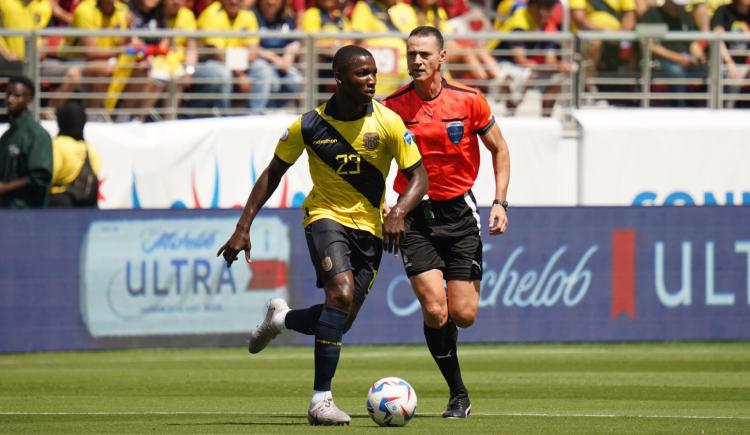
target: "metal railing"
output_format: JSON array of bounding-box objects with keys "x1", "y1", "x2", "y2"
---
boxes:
[{"x1": 1, "y1": 29, "x2": 748, "y2": 124}]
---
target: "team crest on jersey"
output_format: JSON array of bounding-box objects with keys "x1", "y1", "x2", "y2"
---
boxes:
[
  {"x1": 363, "y1": 132, "x2": 380, "y2": 150},
  {"x1": 446, "y1": 121, "x2": 464, "y2": 145}
]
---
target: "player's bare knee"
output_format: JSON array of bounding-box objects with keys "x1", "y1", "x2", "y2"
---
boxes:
[
  {"x1": 449, "y1": 307, "x2": 476, "y2": 328},
  {"x1": 423, "y1": 303, "x2": 448, "y2": 328},
  {"x1": 324, "y1": 278, "x2": 354, "y2": 311}
]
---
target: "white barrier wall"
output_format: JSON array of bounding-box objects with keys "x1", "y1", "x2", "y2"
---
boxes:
[
  {"x1": 576, "y1": 109, "x2": 750, "y2": 206},
  {"x1": 5, "y1": 109, "x2": 747, "y2": 208},
  {"x1": 34, "y1": 114, "x2": 573, "y2": 209}
]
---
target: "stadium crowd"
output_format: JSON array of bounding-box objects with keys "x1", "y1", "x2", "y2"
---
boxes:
[{"x1": 0, "y1": 0, "x2": 749, "y2": 118}]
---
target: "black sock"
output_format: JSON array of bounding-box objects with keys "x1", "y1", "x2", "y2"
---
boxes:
[
  {"x1": 424, "y1": 320, "x2": 467, "y2": 397},
  {"x1": 284, "y1": 304, "x2": 323, "y2": 335},
  {"x1": 313, "y1": 305, "x2": 347, "y2": 391}
]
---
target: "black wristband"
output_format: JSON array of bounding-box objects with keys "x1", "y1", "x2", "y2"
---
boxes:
[{"x1": 492, "y1": 199, "x2": 509, "y2": 210}]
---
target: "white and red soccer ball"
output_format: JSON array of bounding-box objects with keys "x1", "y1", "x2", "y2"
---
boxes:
[{"x1": 365, "y1": 377, "x2": 418, "y2": 427}]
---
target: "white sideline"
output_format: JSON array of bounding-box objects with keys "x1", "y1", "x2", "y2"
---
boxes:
[{"x1": 1, "y1": 411, "x2": 748, "y2": 420}]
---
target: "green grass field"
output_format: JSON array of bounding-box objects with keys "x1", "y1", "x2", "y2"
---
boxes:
[{"x1": 1, "y1": 342, "x2": 749, "y2": 434}]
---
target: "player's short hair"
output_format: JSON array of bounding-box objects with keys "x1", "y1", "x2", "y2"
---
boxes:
[
  {"x1": 528, "y1": 0, "x2": 557, "y2": 9},
  {"x1": 7, "y1": 75, "x2": 35, "y2": 98},
  {"x1": 56, "y1": 100, "x2": 87, "y2": 141},
  {"x1": 332, "y1": 45, "x2": 374, "y2": 74},
  {"x1": 408, "y1": 25, "x2": 444, "y2": 50}
]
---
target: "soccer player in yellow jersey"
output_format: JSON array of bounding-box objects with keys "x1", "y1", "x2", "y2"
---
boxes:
[{"x1": 218, "y1": 45, "x2": 428, "y2": 426}]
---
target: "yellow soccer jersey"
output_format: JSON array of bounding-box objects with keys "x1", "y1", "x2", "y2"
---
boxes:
[
  {"x1": 416, "y1": 6, "x2": 451, "y2": 35},
  {"x1": 51, "y1": 135, "x2": 101, "y2": 195},
  {"x1": 167, "y1": 7, "x2": 197, "y2": 52},
  {"x1": 59, "y1": 0, "x2": 129, "y2": 56},
  {"x1": 569, "y1": 0, "x2": 635, "y2": 30},
  {"x1": 197, "y1": 1, "x2": 260, "y2": 49},
  {"x1": 351, "y1": 0, "x2": 417, "y2": 96},
  {"x1": 274, "y1": 97, "x2": 422, "y2": 238},
  {"x1": 0, "y1": 0, "x2": 51, "y2": 59}
]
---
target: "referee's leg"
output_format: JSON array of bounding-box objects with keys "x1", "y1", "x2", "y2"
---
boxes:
[
  {"x1": 446, "y1": 280, "x2": 480, "y2": 328},
  {"x1": 411, "y1": 270, "x2": 472, "y2": 417}
]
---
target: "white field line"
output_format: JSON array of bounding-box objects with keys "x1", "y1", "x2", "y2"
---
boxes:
[
  {"x1": 4, "y1": 345, "x2": 748, "y2": 366},
  {"x1": 0, "y1": 411, "x2": 749, "y2": 420}
]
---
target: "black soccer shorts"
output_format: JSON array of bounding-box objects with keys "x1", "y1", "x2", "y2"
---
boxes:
[
  {"x1": 399, "y1": 191, "x2": 483, "y2": 282},
  {"x1": 304, "y1": 218, "x2": 383, "y2": 307}
]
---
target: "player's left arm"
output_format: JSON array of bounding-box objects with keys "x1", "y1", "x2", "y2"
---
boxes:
[{"x1": 480, "y1": 123, "x2": 510, "y2": 236}]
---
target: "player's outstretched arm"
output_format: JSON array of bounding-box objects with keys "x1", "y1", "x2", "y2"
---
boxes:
[
  {"x1": 217, "y1": 155, "x2": 292, "y2": 267},
  {"x1": 481, "y1": 124, "x2": 511, "y2": 235},
  {"x1": 383, "y1": 162, "x2": 428, "y2": 255}
]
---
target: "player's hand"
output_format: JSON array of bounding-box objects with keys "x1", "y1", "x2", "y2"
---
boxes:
[
  {"x1": 382, "y1": 207, "x2": 405, "y2": 255},
  {"x1": 488, "y1": 206, "x2": 508, "y2": 236},
  {"x1": 216, "y1": 226, "x2": 252, "y2": 267}
]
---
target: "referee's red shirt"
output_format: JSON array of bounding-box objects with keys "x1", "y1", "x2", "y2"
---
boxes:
[{"x1": 383, "y1": 78, "x2": 495, "y2": 201}]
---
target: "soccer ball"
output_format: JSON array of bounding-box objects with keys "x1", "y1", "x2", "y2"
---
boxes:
[{"x1": 365, "y1": 377, "x2": 417, "y2": 427}]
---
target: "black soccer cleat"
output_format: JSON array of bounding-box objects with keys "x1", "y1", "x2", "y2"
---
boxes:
[{"x1": 442, "y1": 393, "x2": 471, "y2": 419}]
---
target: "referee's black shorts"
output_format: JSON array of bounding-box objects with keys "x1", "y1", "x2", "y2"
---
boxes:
[
  {"x1": 399, "y1": 190, "x2": 483, "y2": 282},
  {"x1": 304, "y1": 218, "x2": 383, "y2": 307}
]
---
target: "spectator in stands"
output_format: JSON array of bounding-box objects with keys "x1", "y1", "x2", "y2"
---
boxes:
[
  {"x1": 350, "y1": 0, "x2": 418, "y2": 96},
  {"x1": 196, "y1": 0, "x2": 276, "y2": 113},
  {"x1": 570, "y1": 0, "x2": 637, "y2": 76},
  {"x1": 411, "y1": 0, "x2": 499, "y2": 83},
  {"x1": 162, "y1": 0, "x2": 199, "y2": 106},
  {"x1": 438, "y1": 0, "x2": 503, "y2": 82},
  {"x1": 490, "y1": 0, "x2": 570, "y2": 116},
  {"x1": 0, "y1": 0, "x2": 52, "y2": 62},
  {"x1": 302, "y1": 0, "x2": 353, "y2": 52},
  {"x1": 57, "y1": 0, "x2": 132, "y2": 112},
  {"x1": 49, "y1": 100, "x2": 100, "y2": 207},
  {"x1": 712, "y1": 0, "x2": 750, "y2": 107},
  {"x1": 253, "y1": 0, "x2": 303, "y2": 108},
  {"x1": 302, "y1": 0, "x2": 352, "y2": 96},
  {"x1": 103, "y1": 0, "x2": 171, "y2": 121},
  {"x1": 0, "y1": 76, "x2": 53, "y2": 208},
  {"x1": 640, "y1": 0, "x2": 706, "y2": 107}
]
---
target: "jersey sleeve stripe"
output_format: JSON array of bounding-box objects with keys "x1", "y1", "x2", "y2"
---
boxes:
[
  {"x1": 472, "y1": 116, "x2": 495, "y2": 136},
  {"x1": 400, "y1": 159, "x2": 423, "y2": 177},
  {"x1": 301, "y1": 111, "x2": 385, "y2": 209}
]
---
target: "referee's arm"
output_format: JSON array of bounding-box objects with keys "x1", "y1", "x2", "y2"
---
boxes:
[{"x1": 480, "y1": 123, "x2": 510, "y2": 235}]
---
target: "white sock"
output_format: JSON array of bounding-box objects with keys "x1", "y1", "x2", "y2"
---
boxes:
[
  {"x1": 310, "y1": 390, "x2": 331, "y2": 407},
  {"x1": 271, "y1": 308, "x2": 288, "y2": 330}
]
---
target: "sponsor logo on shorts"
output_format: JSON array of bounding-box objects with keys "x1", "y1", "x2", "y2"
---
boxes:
[
  {"x1": 321, "y1": 256, "x2": 333, "y2": 272},
  {"x1": 363, "y1": 132, "x2": 380, "y2": 150}
]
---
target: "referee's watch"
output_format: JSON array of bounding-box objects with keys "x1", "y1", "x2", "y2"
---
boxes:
[{"x1": 493, "y1": 199, "x2": 509, "y2": 211}]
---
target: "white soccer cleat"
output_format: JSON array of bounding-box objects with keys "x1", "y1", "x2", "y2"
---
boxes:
[
  {"x1": 247, "y1": 298, "x2": 289, "y2": 354},
  {"x1": 307, "y1": 397, "x2": 351, "y2": 426}
]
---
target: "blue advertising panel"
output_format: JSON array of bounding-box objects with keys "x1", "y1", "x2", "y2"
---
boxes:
[{"x1": 1, "y1": 207, "x2": 748, "y2": 353}]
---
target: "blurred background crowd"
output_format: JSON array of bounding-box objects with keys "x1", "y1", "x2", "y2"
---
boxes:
[{"x1": 0, "y1": 0, "x2": 748, "y2": 120}]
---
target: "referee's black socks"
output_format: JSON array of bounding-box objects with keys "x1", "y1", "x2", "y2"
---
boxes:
[{"x1": 424, "y1": 320, "x2": 468, "y2": 398}]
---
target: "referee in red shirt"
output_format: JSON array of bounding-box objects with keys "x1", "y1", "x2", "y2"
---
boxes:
[{"x1": 382, "y1": 26, "x2": 511, "y2": 419}]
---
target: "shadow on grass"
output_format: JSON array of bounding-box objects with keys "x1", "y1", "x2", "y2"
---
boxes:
[{"x1": 166, "y1": 414, "x2": 442, "y2": 427}]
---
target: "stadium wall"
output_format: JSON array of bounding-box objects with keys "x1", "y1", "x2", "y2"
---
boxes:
[{"x1": 1, "y1": 207, "x2": 749, "y2": 353}]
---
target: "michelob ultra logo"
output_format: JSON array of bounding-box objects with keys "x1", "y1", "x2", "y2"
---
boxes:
[{"x1": 80, "y1": 217, "x2": 289, "y2": 337}]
